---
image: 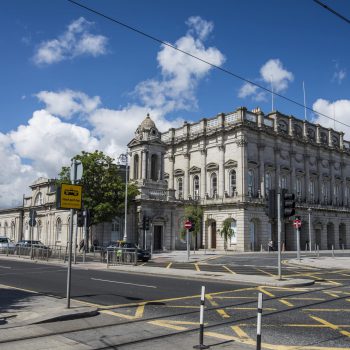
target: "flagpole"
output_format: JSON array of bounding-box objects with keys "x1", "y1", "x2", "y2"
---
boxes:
[{"x1": 303, "y1": 81, "x2": 307, "y2": 120}]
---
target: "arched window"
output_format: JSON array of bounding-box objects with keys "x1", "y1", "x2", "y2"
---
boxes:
[
  {"x1": 34, "y1": 192, "x2": 43, "y2": 206},
  {"x1": 193, "y1": 175, "x2": 200, "y2": 199},
  {"x1": 56, "y1": 218, "x2": 62, "y2": 242},
  {"x1": 230, "y1": 220, "x2": 237, "y2": 244},
  {"x1": 248, "y1": 169, "x2": 254, "y2": 196},
  {"x1": 111, "y1": 218, "x2": 122, "y2": 241},
  {"x1": 230, "y1": 170, "x2": 236, "y2": 196},
  {"x1": 133, "y1": 154, "x2": 139, "y2": 179},
  {"x1": 151, "y1": 154, "x2": 158, "y2": 181},
  {"x1": 177, "y1": 178, "x2": 183, "y2": 199},
  {"x1": 211, "y1": 173, "x2": 217, "y2": 197}
]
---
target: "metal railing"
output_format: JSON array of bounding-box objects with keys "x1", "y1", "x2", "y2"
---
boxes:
[{"x1": 106, "y1": 248, "x2": 138, "y2": 267}]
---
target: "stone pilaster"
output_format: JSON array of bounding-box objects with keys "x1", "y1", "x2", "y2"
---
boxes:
[
  {"x1": 200, "y1": 149, "x2": 207, "y2": 197},
  {"x1": 184, "y1": 153, "x2": 190, "y2": 199},
  {"x1": 218, "y1": 145, "x2": 225, "y2": 197}
]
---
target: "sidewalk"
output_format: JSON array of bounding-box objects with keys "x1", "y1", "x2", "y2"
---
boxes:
[{"x1": 287, "y1": 255, "x2": 350, "y2": 270}]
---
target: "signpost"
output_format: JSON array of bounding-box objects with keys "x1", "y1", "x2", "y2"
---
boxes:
[
  {"x1": 293, "y1": 217, "x2": 302, "y2": 261},
  {"x1": 29, "y1": 209, "x2": 37, "y2": 260},
  {"x1": 184, "y1": 220, "x2": 192, "y2": 262}
]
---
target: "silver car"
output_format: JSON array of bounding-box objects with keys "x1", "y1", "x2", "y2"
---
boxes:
[{"x1": 0, "y1": 236, "x2": 16, "y2": 254}]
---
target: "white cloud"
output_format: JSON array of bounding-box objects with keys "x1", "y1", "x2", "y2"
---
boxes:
[
  {"x1": 313, "y1": 99, "x2": 350, "y2": 138},
  {"x1": 135, "y1": 16, "x2": 225, "y2": 113},
  {"x1": 333, "y1": 69, "x2": 346, "y2": 84},
  {"x1": 36, "y1": 90, "x2": 101, "y2": 119},
  {"x1": 33, "y1": 17, "x2": 108, "y2": 65},
  {"x1": 260, "y1": 59, "x2": 294, "y2": 93},
  {"x1": 10, "y1": 110, "x2": 99, "y2": 174},
  {"x1": 238, "y1": 58, "x2": 293, "y2": 101}
]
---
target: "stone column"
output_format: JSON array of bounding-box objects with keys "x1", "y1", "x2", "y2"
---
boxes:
[
  {"x1": 290, "y1": 150, "x2": 296, "y2": 195},
  {"x1": 141, "y1": 150, "x2": 147, "y2": 179},
  {"x1": 168, "y1": 155, "x2": 175, "y2": 189},
  {"x1": 258, "y1": 144, "x2": 265, "y2": 197},
  {"x1": 304, "y1": 153, "x2": 310, "y2": 202},
  {"x1": 329, "y1": 159, "x2": 335, "y2": 205},
  {"x1": 138, "y1": 151, "x2": 142, "y2": 180},
  {"x1": 147, "y1": 152, "x2": 152, "y2": 179},
  {"x1": 184, "y1": 153, "x2": 190, "y2": 199},
  {"x1": 218, "y1": 145, "x2": 225, "y2": 198},
  {"x1": 200, "y1": 149, "x2": 207, "y2": 198},
  {"x1": 237, "y1": 134, "x2": 247, "y2": 200}
]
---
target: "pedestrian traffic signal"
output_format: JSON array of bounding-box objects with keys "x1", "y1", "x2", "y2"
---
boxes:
[
  {"x1": 77, "y1": 210, "x2": 84, "y2": 227},
  {"x1": 282, "y1": 189, "x2": 296, "y2": 218},
  {"x1": 143, "y1": 216, "x2": 150, "y2": 230},
  {"x1": 265, "y1": 189, "x2": 277, "y2": 220}
]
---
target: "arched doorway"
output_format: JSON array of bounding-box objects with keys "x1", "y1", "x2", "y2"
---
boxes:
[
  {"x1": 210, "y1": 221, "x2": 216, "y2": 249},
  {"x1": 327, "y1": 223, "x2": 335, "y2": 250},
  {"x1": 339, "y1": 223, "x2": 346, "y2": 249},
  {"x1": 314, "y1": 222, "x2": 322, "y2": 249}
]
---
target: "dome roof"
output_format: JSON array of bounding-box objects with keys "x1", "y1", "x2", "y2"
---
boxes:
[{"x1": 139, "y1": 114, "x2": 156, "y2": 130}]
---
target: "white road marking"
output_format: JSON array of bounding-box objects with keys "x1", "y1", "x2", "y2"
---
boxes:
[
  {"x1": 91, "y1": 278, "x2": 157, "y2": 288},
  {"x1": 0, "y1": 266, "x2": 11, "y2": 269}
]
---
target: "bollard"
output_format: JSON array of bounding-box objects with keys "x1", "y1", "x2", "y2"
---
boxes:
[
  {"x1": 256, "y1": 292, "x2": 263, "y2": 350},
  {"x1": 193, "y1": 286, "x2": 209, "y2": 349},
  {"x1": 342, "y1": 244, "x2": 345, "y2": 251},
  {"x1": 260, "y1": 244, "x2": 263, "y2": 252},
  {"x1": 332, "y1": 245, "x2": 334, "y2": 258}
]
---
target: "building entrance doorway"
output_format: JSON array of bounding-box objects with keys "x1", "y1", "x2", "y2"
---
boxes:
[
  {"x1": 153, "y1": 225, "x2": 163, "y2": 250},
  {"x1": 210, "y1": 222, "x2": 216, "y2": 249}
]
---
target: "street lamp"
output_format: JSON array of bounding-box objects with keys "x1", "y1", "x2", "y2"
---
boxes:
[
  {"x1": 118, "y1": 151, "x2": 128, "y2": 242},
  {"x1": 308, "y1": 208, "x2": 312, "y2": 253}
]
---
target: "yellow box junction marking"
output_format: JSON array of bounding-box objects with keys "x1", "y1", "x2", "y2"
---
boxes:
[
  {"x1": 310, "y1": 315, "x2": 350, "y2": 338},
  {"x1": 148, "y1": 319, "x2": 200, "y2": 331},
  {"x1": 223, "y1": 265, "x2": 236, "y2": 274},
  {"x1": 194, "y1": 263, "x2": 200, "y2": 272},
  {"x1": 166, "y1": 262, "x2": 172, "y2": 269},
  {"x1": 101, "y1": 304, "x2": 145, "y2": 320}
]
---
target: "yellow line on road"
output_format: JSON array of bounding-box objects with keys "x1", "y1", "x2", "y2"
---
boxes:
[
  {"x1": 279, "y1": 299, "x2": 294, "y2": 307},
  {"x1": 310, "y1": 315, "x2": 350, "y2": 338},
  {"x1": 285, "y1": 297, "x2": 325, "y2": 301},
  {"x1": 148, "y1": 319, "x2": 199, "y2": 331},
  {"x1": 323, "y1": 291, "x2": 341, "y2": 298},
  {"x1": 231, "y1": 325, "x2": 250, "y2": 339},
  {"x1": 100, "y1": 304, "x2": 145, "y2": 320},
  {"x1": 217, "y1": 309, "x2": 230, "y2": 318},
  {"x1": 255, "y1": 267, "x2": 275, "y2": 277},
  {"x1": 223, "y1": 265, "x2": 236, "y2": 274},
  {"x1": 166, "y1": 262, "x2": 172, "y2": 269},
  {"x1": 194, "y1": 263, "x2": 200, "y2": 272},
  {"x1": 305, "y1": 308, "x2": 350, "y2": 312},
  {"x1": 227, "y1": 307, "x2": 277, "y2": 311}
]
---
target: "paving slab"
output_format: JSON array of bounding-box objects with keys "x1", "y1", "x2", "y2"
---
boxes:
[{"x1": 288, "y1": 256, "x2": 350, "y2": 270}]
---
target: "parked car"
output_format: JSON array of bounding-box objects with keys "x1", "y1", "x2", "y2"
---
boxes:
[
  {"x1": 15, "y1": 240, "x2": 51, "y2": 256},
  {"x1": 0, "y1": 236, "x2": 16, "y2": 253},
  {"x1": 106, "y1": 241, "x2": 151, "y2": 262}
]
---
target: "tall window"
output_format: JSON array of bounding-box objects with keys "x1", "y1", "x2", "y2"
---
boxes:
[
  {"x1": 211, "y1": 173, "x2": 217, "y2": 197},
  {"x1": 309, "y1": 178, "x2": 315, "y2": 199},
  {"x1": 151, "y1": 154, "x2": 158, "y2": 180},
  {"x1": 11, "y1": 222, "x2": 15, "y2": 240},
  {"x1": 4, "y1": 222, "x2": 8, "y2": 237},
  {"x1": 37, "y1": 220, "x2": 42, "y2": 241},
  {"x1": 321, "y1": 181, "x2": 329, "y2": 203},
  {"x1": 111, "y1": 218, "x2": 121, "y2": 241},
  {"x1": 265, "y1": 172, "x2": 271, "y2": 195},
  {"x1": 34, "y1": 192, "x2": 43, "y2": 206},
  {"x1": 347, "y1": 186, "x2": 350, "y2": 205},
  {"x1": 133, "y1": 154, "x2": 139, "y2": 179},
  {"x1": 280, "y1": 175, "x2": 288, "y2": 189},
  {"x1": 193, "y1": 175, "x2": 200, "y2": 198},
  {"x1": 248, "y1": 169, "x2": 254, "y2": 196},
  {"x1": 230, "y1": 170, "x2": 236, "y2": 196},
  {"x1": 334, "y1": 183, "x2": 340, "y2": 204},
  {"x1": 296, "y1": 177, "x2": 302, "y2": 197},
  {"x1": 177, "y1": 178, "x2": 183, "y2": 199},
  {"x1": 56, "y1": 218, "x2": 62, "y2": 242}
]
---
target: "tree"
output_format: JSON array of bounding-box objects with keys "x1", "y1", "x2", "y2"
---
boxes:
[
  {"x1": 220, "y1": 218, "x2": 234, "y2": 252},
  {"x1": 58, "y1": 151, "x2": 139, "y2": 226},
  {"x1": 181, "y1": 204, "x2": 203, "y2": 251}
]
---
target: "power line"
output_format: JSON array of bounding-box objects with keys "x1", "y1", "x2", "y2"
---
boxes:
[
  {"x1": 67, "y1": 0, "x2": 350, "y2": 130},
  {"x1": 313, "y1": 0, "x2": 350, "y2": 25}
]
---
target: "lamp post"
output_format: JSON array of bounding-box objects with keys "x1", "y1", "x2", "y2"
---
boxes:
[
  {"x1": 118, "y1": 151, "x2": 128, "y2": 242},
  {"x1": 308, "y1": 208, "x2": 312, "y2": 253}
]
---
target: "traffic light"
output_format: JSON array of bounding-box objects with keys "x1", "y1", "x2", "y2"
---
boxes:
[
  {"x1": 282, "y1": 189, "x2": 296, "y2": 218},
  {"x1": 143, "y1": 217, "x2": 150, "y2": 230},
  {"x1": 77, "y1": 210, "x2": 84, "y2": 227},
  {"x1": 265, "y1": 189, "x2": 277, "y2": 220}
]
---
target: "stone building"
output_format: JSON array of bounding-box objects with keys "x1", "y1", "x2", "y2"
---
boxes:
[
  {"x1": 128, "y1": 107, "x2": 350, "y2": 251},
  {"x1": 1, "y1": 106, "x2": 350, "y2": 252}
]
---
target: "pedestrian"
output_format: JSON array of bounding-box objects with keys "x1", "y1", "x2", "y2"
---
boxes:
[
  {"x1": 268, "y1": 240, "x2": 274, "y2": 252},
  {"x1": 79, "y1": 239, "x2": 84, "y2": 252}
]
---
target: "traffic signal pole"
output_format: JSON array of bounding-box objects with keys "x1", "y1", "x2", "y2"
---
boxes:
[
  {"x1": 277, "y1": 191, "x2": 282, "y2": 280},
  {"x1": 296, "y1": 227, "x2": 301, "y2": 261}
]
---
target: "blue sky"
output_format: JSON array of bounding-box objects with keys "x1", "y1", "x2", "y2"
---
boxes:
[{"x1": 1, "y1": 0, "x2": 350, "y2": 207}]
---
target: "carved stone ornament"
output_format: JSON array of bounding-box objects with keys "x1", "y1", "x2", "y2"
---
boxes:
[
  {"x1": 321, "y1": 160, "x2": 329, "y2": 168},
  {"x1": 236, "y1": 137, "x2": 247, "y2": 147},
  {"x1": 308, "y1": 157, "x2": 316, "y2": 166},
  {"x1": 333, "y1": 162, "x2": 340, "y2": 170},
  {"x1": 295, "y1": 154, "x2": 303, "y2": 163},
  {"x1": 279, "y1": 151, "x2": 289, "y2": 161}
]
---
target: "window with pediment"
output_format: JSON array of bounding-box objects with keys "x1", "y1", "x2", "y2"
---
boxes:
[
  {"x1": 193, "y1": 175, "x2": 200, "y2": 199},
  {"x1": 177, "y1": 178, "x2": 183, "y2": 199},
  {"x1": 34, "y1": 192, "x2": 43, "y2": 206},
  {"x1": 230, "y1": 170, "x2": 236, "y2": 196}
]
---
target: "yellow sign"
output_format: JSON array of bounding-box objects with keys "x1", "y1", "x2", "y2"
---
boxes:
[{"x1": 59, "y1": 184, "x2": 82, "y2": 209}]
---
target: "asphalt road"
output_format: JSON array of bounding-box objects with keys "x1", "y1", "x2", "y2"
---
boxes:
[{"x1": 1, "y1": 256, "x2": 350, "y2": 349}]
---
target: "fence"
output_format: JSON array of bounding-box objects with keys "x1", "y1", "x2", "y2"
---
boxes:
[{"x1": 106, "y1": 248, "x2": 138, "y2": 267}]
